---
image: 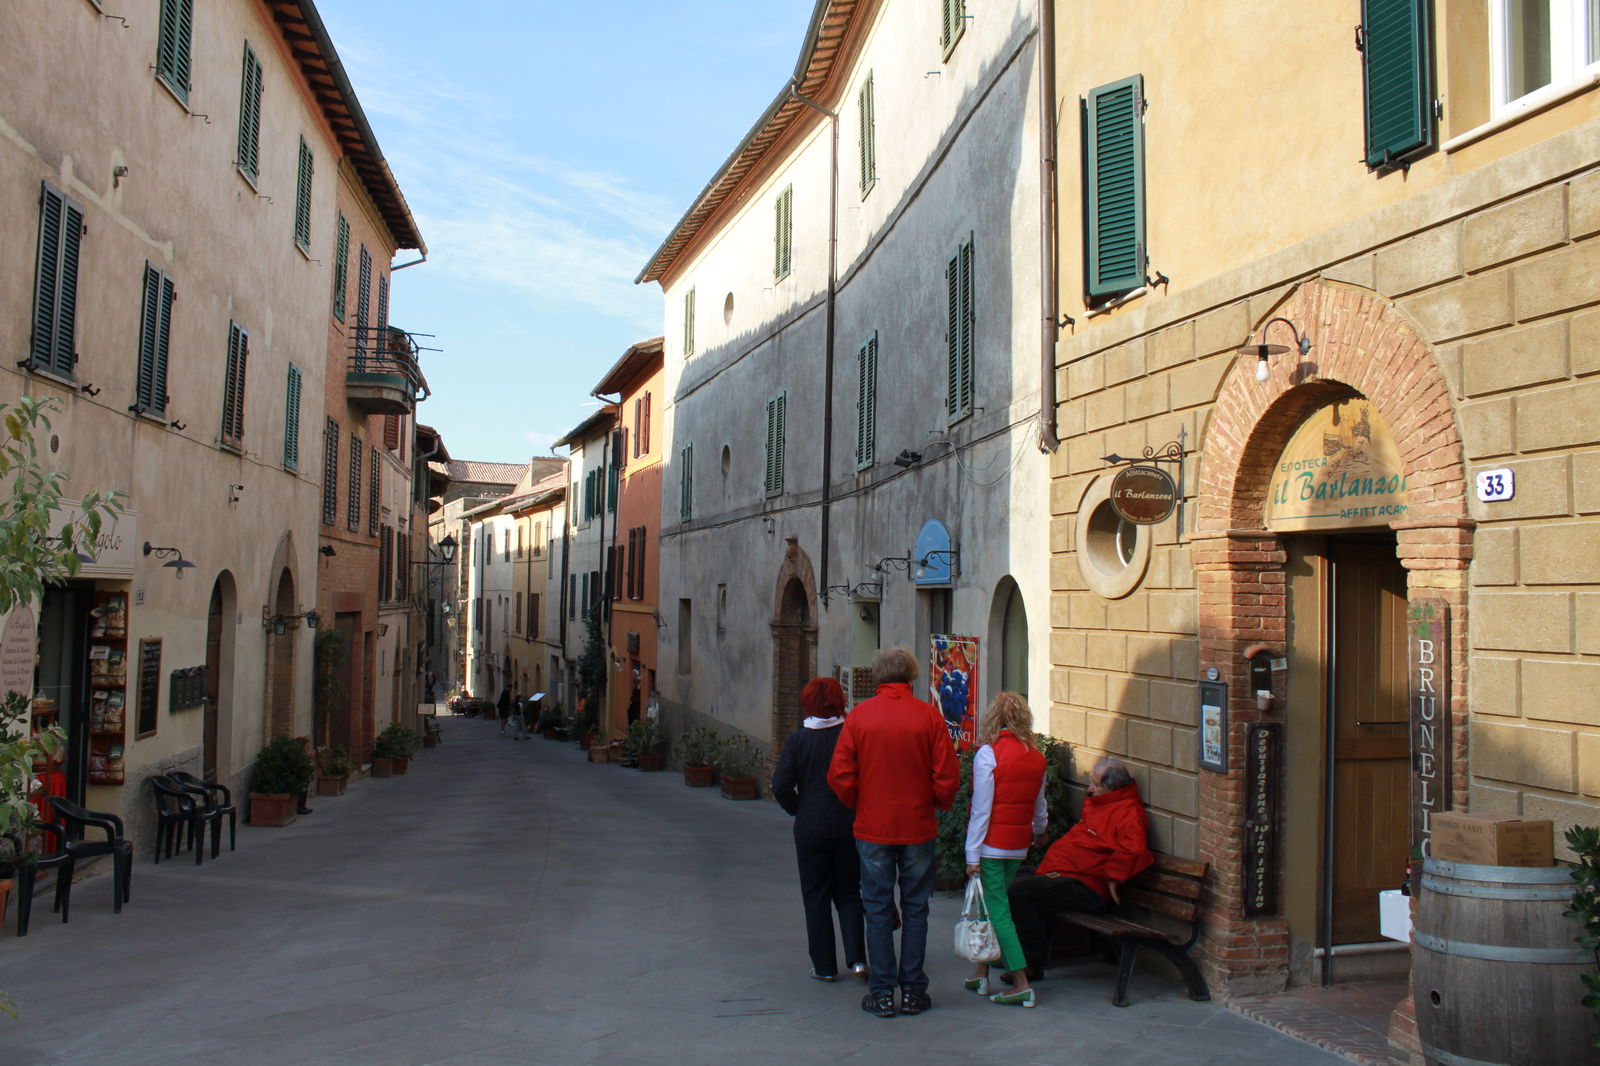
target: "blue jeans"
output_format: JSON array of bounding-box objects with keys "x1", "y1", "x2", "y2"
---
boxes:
[{"x1": 855, "y1": 840, "x2": 935, "y2": 996}]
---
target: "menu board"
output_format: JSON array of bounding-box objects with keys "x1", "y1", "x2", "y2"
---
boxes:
[{"x1": 137, "y1": 638, "x2": 161, "y2": 737}]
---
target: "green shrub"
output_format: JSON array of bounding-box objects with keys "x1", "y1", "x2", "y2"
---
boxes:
[
  {"x1": 935, "y1": 734, "x2": 1075, "y2": 879},
  {"x1": 318, "y1": 745, "x2": 354, "y2": 777},
  {"x1": 713, "y1": 735, "x2": 761, "y2": 778},
  {"x1": 374, "y1": 723, "x2": 420, "y2": 759},
  {"x1": 1564, "y1": 825, "x2": 1600, "y2": 1047},
  {"x1": 673, "y1": 725, "x2": 719, "y2": 767},
  {"x1": 253, "y1": 736, "x2": 314, "y2": 794},
  {"x1": 626, "y1": 717, "x2": 665, "y2": 756}
]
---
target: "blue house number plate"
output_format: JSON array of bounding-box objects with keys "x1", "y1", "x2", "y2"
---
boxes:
[{"x1": 1474, "y1": 467, "x2": 1515, "y2": 503}]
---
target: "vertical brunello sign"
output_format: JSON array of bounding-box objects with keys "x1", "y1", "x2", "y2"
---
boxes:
[
  {"x1": 1243, "y1": 723, "x2": 1282, "y2": 917},
  {"x1": 1, "y1": 607, "x2": 37, "y2": 698},
  {"x1": 1409, "y1": 599, "x2": 1451, "y2": 853}
]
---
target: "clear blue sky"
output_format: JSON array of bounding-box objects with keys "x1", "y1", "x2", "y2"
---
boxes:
[{"x1": 320, "y1": 1, "x2": 818, "y2": 462}]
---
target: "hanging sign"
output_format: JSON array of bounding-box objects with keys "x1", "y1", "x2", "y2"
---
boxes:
[
  {"x1": 929, "y1": 634, "x2": 979, "y2": 751},
  {"x1": 1, "y1": 607, "x2": 37, "y2": 699},
  {"x1": 1265, "y1": 398, "x2": 1408, "y2": 532},
  {"x1": 1110, "y1": 465, "x2": 1179, "y2": 524},
  {"x1": 1243, "y1": 723, "x2": 1282, "y2": 917},
  {"x1": 1409, "y1": 599, "x2": 1452, "y2": 853}
]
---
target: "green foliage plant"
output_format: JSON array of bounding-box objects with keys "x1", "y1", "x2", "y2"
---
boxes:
[
  {"x1": 713, "y1": 735, "x2": 761, "y2": 779},
  {"x1": 626, "y1": 716, "x2": 665, "y2": 756},
  {"x1": 374, "y1": 723, "x2": 420, "y2": 760},
  {"x1": 935, "y1": 734, "x2": 1075, "y2": 879},
  {"x1": 318, "y1": 745, "x2": 354, "y2": 777},
  {"x1": 673, "y1": 725, "x2": 719, "y2": 768},
  {"x1": 252, "y1": 736, "x2": 314, "y2": 795},
  {"x1": 1563, "y1": 825, "x2": 1600, "y2": 1046},
  {"x1": 576, "y1": 605, "x2": 608, "y2": 720}
]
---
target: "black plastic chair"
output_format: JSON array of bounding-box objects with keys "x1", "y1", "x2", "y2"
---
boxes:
[
  {"x1": 14, "y1": 822, "x2": 73, "y2": 936},
  {"x1": 150, "y1": 774, "x2": 213, "y2": 865},
  {"x1": 167, "y1": 771, "x2": 236, "y2": 856},
  {"x1": 48, "y1": 796, "x2": 132, "y2": 909}
]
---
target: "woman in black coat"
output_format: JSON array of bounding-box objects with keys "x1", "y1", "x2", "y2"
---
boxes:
[{"x1": 771, "y1": 677, "x2": 866, "y2": 982}]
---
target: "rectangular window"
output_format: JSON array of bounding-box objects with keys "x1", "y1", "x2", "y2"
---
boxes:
[
  {"x1": 355, "y1": 245, "x2": 372, "y2": 366},
  {"x1": 941, "y1": 0, "x2": 966, "y2": 57},
  {"x1": 677, "y1": 599, "x2": 692, "y2": 675},
  {"x1": 1360, "y1": 0, "x2": 1433, "y2": 168},
  {"x1": 642, "y1": 392, "x2": 652, "y2": 453},
  {"x1": 135, "y1": 264, "x2": 175, "y2": 417},
  {"x1": 764, "y1": 392, "x2": 787, "y2": 496},
  {"x1": 221, "y1": 322, "x2": 248, "y2": 449},
  {"x1": 514, "y1": 592, "x2": 522, "y2": 634},
  {"x1": 283, "y1": 365, "x2": 302, "y2": 470},
  {"x1": 774, "y1": 184, "x2": 793, "y2": 280},
  {"x1": 606, "y1": 546, "x2": 618, "y2": 601},
  {"x1": 332, "y1": 213, "x2": 349, "y2": 321},
  {"x1": 569, "y1": 574, "x2": 577, "y2": 619},
  {"x1": 236, "y1": 43, "x2": 263, "y2": 182},
  {"x1": 1084, "y1": 75, "x2": 1147, "y2": 298},
  {"x1": 945, "y1": 237, "x2": 974, "y2": 422},
  {"x1": 516, "y1": 525, "x2": 524, "y2": 558},
  {"x1": 322, "y1": 418, "x2": 339, "y2": 526},
  {"x1": 380, "y1": 526, "x2": 393, "y2": 602},
  {"x1": 607, "y1": 461, "x2": 618, "y2": 513},
  {"x1": 31, "y1": 183, "x2": 84, "y2": 379},
  {"x1": 348, "y1": 434, "x2": 363, "y2": 532},
  {"x1": 369, "y1": 447, "x2": 380, "y2": 537},
  {"x1": 625, "y1": 528, "x2": 637, "y2": 599},
  {"x1": 294, "y1": 137, "x2": 314, "y2": 253},
  {"x1": 581, "y1": 572, "x2": 590, "y2": 613},
  {"x1": 377, "y1": 273, "x2": 389, "y2": 337},
  {"x1": 684, "y1": 286, "x2": 696, "y2": 356},
  {"x1": 858, "y1": 73, "x2": 877, "y2": 196},
  {"x1": 856, "y1": 332, "x2": 877, "y2": 468},
  {"x1": 534, "y1": 521, "x2": 543, "y2": 558},
  {"x1": 679, "y1": 443, "x2": 694, "y2": 521},
  {"x1": 503, "y1": 529, "x2": 510, "y2": 562},
  {"x1": 156, "y1": 0, "x2": 194, "y2": 103},
  {"x1": 529, "y1": 593, "x2": 540, "y2": 639},
  {"x1": 396, "y1": 531, "x2": 408, "y2": 599},
  {"x1": 1491, "y1": 0, "x2": 1600, "y2": 113}
]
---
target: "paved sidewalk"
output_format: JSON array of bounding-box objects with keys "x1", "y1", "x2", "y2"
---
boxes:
[{"x1": 2, "y1": 718, "x2": 1349, "y2": 1065}]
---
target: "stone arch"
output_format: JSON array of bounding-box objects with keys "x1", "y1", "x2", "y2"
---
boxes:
[
  {"x1": 769, "y1": 537, "x2": 818, "y2": 755},
  {"x1": 265, "y1": 564, "x2": 299, "y2": 740},
  {"x1": 205, "y1": 569, "x2": 238, "y2": 782}
]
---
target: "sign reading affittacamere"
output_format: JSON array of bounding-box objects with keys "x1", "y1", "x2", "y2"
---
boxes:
[{"x1": 1265, "y1": 397, "x2": 1408, "y2": 532}]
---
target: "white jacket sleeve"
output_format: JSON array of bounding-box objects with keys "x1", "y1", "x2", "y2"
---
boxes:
[{"x1": 963, "y1": 745, "x2": 997, "y2": 865}]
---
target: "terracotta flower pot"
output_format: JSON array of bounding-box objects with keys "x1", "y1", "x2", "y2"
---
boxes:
[
  {"x1": 720, "y1": 775, "x2": 758, "y2": 801},
  {"x1": 392, "y1": 756, "x2": 410, "y2": 775},
  {"x1": 637, "y1": 753, "x2": 663, "y2": 772},
  {"x1": 371, "y1": 757, "x2": 394, "y2": 778},
  {"x1": 589, "y1": 745, "x2": 611, "y2": 764},
  {"x1": 315, "y1": 773, "x2": 348, "y2": 797},
  {"x1": 248, "y1": 792, "x2": 298, "y2": 827},
  {"x1": 683, "y1": 764, "x2": 714, "y2": 788}
]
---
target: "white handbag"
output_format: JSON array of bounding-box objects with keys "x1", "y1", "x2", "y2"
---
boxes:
[{"x1": 954, "y1": 875, "x2": 1003, "y2": 963}]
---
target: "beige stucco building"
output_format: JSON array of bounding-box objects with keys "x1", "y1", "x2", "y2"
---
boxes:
[{"x1": 1042, "y1": 0, "x2": 1600, "y2": 1054}]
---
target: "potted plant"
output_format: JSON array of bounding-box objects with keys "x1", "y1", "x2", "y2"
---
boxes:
[
  {"x1": 312, "y1": 628, "x2": 349, "y2": 751},
  {"x1": 569, "y1": 708, "x2": 597, "y2": 751},
  {"x1": 674, "y1": 725, "x2": 719, "y2": 787},
  {"x1": 315, "y1": 745, "x2": 353, "y2": 796},
  {"x1": 374, "y1": 724, "x2": 419, "y2": 775},
  {"x1": 249, "y1": 735, "x2": 313, "y2": 826},
  {"x1": 627, "y1": 718, "x2": 666, "y2": 772},
  {"x1": 714, "y1": 735, "x2": 762, "y2": 800},
  {"x1": 536, "y1": 712, "x2": 565, "y2": 740}
]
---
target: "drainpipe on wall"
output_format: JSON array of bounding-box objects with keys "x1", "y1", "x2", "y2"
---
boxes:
[
  {"x1": 788, "y1": 82, "x2": 839, "y2": 604},
  {"x1": 1037, "y1": 0, "x2": 1061, "y2": 453}
]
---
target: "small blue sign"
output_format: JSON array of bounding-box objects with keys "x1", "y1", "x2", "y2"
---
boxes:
[{"x1": 913, "y1": 519, "x2": 954, "y2": 585}]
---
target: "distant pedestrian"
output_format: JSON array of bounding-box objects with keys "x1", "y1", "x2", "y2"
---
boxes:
[
  {"x1": 497, "y1": 688, "x2": 511, "y2": 735},
  {"x1": 509, "y1": 697, "x2": 530, "y2": 740},
  {"x1": 423, "y1": 669, "x2": 436, "y2": 704},
  {"x1": 771, "y1": 677, "x2": 866, "y2": 984},
  {"x1": 827, "y1": 647, "x2": 960, "y2": 1019}
]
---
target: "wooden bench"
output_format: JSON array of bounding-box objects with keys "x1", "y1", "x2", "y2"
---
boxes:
[{"x1": 1051, "y1": 852, "x2": 1210, "y2": 1007}]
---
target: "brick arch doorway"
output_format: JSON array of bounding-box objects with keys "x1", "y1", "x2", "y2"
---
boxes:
[
  {"x1": 1193, "y1": 278, "x2": 1470, "y2": 998},
  {"x1": 769, "y1": 537, "x2": 818, "y2": 757},
  {"x1": 204, "y1": 571, "x2": 237, "y2": 782}
]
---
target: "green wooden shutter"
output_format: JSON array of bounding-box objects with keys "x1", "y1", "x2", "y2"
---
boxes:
[
  {"x1": 294, "y1": 137, "x2": 314, "y2": 252},
  {"x1": 322, "y1": 418, "x2": 339, "y2": 525},
  {"x1": 32, "y1": 184, "x2": 82, "y2": 378},
  {"x1": 283, "y1": 365, "x2": 302, "y2": 469},
  {"x1": 679, "y1": 444, "x2": 694, "y2": 521},
  {"x1": 945, "y1": 238, "x2": 974, "y2": 421},
  {"x1": 958, "y1": 237, "x2": 974, "y2": 419},
  {"x1": 684, "y1": 286, "x2": 696, "y2": 356},
  {"x1": 859, "y1": 75, "x2": 876, "y2": 195},
  {"x1": 377, "y1": 273, "x2": 389, "y2": 335},
  {"x1": 136, "y1": 266, "x2": 161, "y2": 411},
  {"x1": 608, "y1": 460, "x2": 618, "y2": 512},
  {"x1": 332, "y1": 214, "x2": 349, "y2": 321},
  {"x1": 355, "y1": 245, "x2": 372, "y2": 366},
  {"x1": 157, "y1": 0, "x2": 193, "y2": 101},
  {"x1": 857, "y1": 333, "x2": 877, "y2": 468},
  {"x1": 222, "y1": 322, "x2": 248, "y2": 446},
  {"x1": 765, "y1": 392, "x2": 787, "y2": 496},
  {"x1": 1085, "y1": 75, "x2": 1147, "y2": 297},
  {"x1": 1360, "y1": 0, "x2": 1433, "y2": 169},
  {"x1": 237, "y1": 43, "x2": 263, "y2": 181},
  {"x1": 774, "y1": 185, "x2": 792, "y2": 279},
  {"x1": 348, "y1": 435, "x2": 362, "y2": 531},
  {"x1": 369, "y1": 448, "x2": 380, "y2": 537},
  {"x1": 154, "y1": 273, "x2": 173, "y2": 416}
]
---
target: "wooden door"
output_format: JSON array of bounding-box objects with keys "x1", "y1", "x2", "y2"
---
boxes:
[
  {"x1": 1328, "y1": 539, "x2": 1411, "y2": 944},
  {"x1": 203, "y1": 584, "x2": 222, "y2": 781}
]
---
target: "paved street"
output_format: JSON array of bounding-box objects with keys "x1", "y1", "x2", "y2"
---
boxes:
[{"x1": 2, "y1": 717, "x2": 1347, "y2": 1065}]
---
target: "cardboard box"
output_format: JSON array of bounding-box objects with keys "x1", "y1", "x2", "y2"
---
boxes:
[
  {"x1": 1378, "y1": 889, "x2": 1412, "y2": 942},
  {"x1": 1429, "y1": 812, "x2": 1553, "y2": 867}
]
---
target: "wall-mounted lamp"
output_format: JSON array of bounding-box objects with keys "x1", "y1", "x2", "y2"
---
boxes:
[
  {"x1": 142, "y1": 541, "x2": 196, "y2": 579},
  {"x1": 918, "y1": 548, "x2": 961, "y2": 569},
  {"x1": 319, "y1": 545, "x2": 337, "y2": 557},
  {"x1": 112, "y1": 165, "x2": 129, "y2": 187},
  {"x1": 873, "y1": 554, "x2": 912, "y2": 573},
  {"x1": 892, "y1": 449, "x2": 922, "y2": 469},
  {"x1": 858, "y1": 605, "x2": 874, "y2": 622},
  {"x1": 377, "y1": 623, "x2": 389, "y2": 637},
  {"x1": 303, "y1": 610, "x2": 322, "y2": 630},
  {"x1": 228, "y1": 484, "x2": 244, "y2": 504},
  {"x1": 79, "y1": 382, "x2": 101, "y2": 397},
  {"x1": 261, "y1": 607, "x2": 295, "y2": 636},
  {"x1": 1237, "y1": 316, "x2": 1312, "y2": 383},
  {"x1": 852, "y1": 581, "x2": 883, "y2": 600},
  {"x1": 762, "y1": 515, "x2": 776, "y2": 535},
  {"x1": 169, "y1": 420, "x2": 186, "y2": 432}
]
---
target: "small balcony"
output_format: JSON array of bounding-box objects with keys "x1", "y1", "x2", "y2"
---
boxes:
[{"x1": 346, "y1": 327, "x2": 427, "y2": 415}]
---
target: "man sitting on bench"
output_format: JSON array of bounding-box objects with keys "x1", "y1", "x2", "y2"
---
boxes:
[{"x1": 1007, "y1": 757, "x2": 1153, "y2": 979}]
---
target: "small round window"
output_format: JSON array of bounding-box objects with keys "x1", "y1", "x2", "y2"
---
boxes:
[
  {"x1": 723, "y1": 292, "x2": 735, "y2": 325},
  {"x1": 1075, "y1": 475, "x2": 1152, "y2": 599}
]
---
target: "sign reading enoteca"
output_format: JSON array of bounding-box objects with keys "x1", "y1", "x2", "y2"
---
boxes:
[{"x1": 1265, "y1": 397, "x2": 1408, "y2": 532}]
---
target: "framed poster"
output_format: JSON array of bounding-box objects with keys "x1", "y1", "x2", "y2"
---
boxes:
[
  {"x1": 1198, "y1": 680, "x2": 1228, "y2": 772},
  {"x1": 929, "y1": 634, "x2": 979, "y2": 751}
]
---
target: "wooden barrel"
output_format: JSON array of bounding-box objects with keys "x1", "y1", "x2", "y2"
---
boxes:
[{"x1": 1415, "y1": 858, "x2": 1598, "y2": 1065}]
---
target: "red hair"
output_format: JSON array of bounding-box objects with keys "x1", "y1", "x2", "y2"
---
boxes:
[{"x1": 800, "y1": 677, "x2": 846, "y2": 718}]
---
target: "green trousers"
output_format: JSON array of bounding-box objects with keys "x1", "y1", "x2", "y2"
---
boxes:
[{"x1": 979, "y1": 857, "x2": 1027, "y2": 974}]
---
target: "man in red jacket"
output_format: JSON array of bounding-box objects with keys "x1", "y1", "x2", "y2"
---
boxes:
[
  {"x1": 1006, "y1": 757, "x2": 1153, "y2": 978},
  {"x1": 828, "y1": 647, "x2": 960, "y2": 1019}
]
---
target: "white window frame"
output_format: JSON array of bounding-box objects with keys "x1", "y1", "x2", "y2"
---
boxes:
[{"x1": 1489, "y1": 0, "x2": 1600, "y2": 117}]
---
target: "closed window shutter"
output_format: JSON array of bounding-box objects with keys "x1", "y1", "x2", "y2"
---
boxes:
[
  {"x1": 958, "y1": 238, "x2": 974, "y2": 418},
  {"x1": 633, "y1": 398, "x2": 642, "y2": 457},
  {"x1": 157, "y1": 0, "x2": 193, "y2": 101},
  {"x1": 774, "y1": 186, "x2": 792, "y2": 279},
  {"x1": 765, "y1": 392, "x2": 786, "y2": 496},
  {"x1": 283, "y1": 365, "x2": 301, "y2": 469},
  {"x1": 348, "y1": 434, "x2": 362, "y2": 532},
  {"x1": 637, "y1": 525, "x2": 647, "y2": 598},
  {"x1": 377, "y1": 273, "x2": 389, "y2": 336},
  {"x1": 355, "y1": 245, "x2": 372, "y2": 367},
  {"x1": 946, "y1": 240, "x2": 974, "y2": 421},
  {"x1": 222, "y1": 322, "x2": 248, "y2": 446},
  {"x1": 384, "y1": 414, "x2": 400, "y2": 450},
  {"x1": 643, "y1": 392, "x2": 651, "y2": 452},
  {"x1": 608, "y1": 461, "x2": 618, "y2": 512},
  {"x1": 1360, "y1": 0, "x2": 1433, "y2": 169},
  {"x1": 857, "y1": 333, "x2": 877, "y2": 468},
  {"x1": 32, "y1": 184, "x2": 83, "y2": 378},
  {"x1": 684, "y1": 286, "x2": 696, "y2": 355},
  {"x1": 941, "y1": 0, "x2": 966, "y2": 54},
  {"x1": 136, "y1": 265, "x2": 174, "y2": 416},
  {"x1": 322, "y1": 418, "x2": 339, "y2": 526},
  {"x1": 680, "y1": 444, "x2": 693, "y2": 521},
  {"x1": 237, "y1": 43, "x2": 263, "y2": 181},
  {"x1": 1085, "y1": 75, "x2": 1147, "y2": 297},
  {"x1": 369, "y1": 447, "x2": 380, "y2": 537},
  {"x1": 859, "y1": 74, "x2": 876, "y2": 194},
  {"x1": 332, "y1": 214, "x2": 349, "y2": 320},
  {"x1": 294, "y1": 138, "x2": 314, "y2": 252}
]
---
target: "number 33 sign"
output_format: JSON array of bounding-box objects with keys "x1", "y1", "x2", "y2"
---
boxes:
[{"x1": 1475, "y1": 467, "x2": 1515, "y2": 503}]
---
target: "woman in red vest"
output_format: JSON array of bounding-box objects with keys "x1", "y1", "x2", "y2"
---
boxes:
[{"x1": 961, "y1": 692, "x2": 1048, "y2": 1007}]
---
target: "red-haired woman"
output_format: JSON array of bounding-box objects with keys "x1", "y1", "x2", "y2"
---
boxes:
[
  {"x1": 772, "y1": 677, "x2": 867, "y2": 982},
  {"x1": 962, "y1": 692, "x2": 1048, "y2": 1006}
]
